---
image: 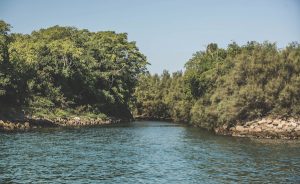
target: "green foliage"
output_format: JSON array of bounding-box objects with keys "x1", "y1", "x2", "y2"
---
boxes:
[
  {"x1": 132, "y1": 70, "x2": 192, "y2": 122},
  {"x1": 1, "y1": 20, "x2": 299, "y2": 128},
  {"x1": 0, "y1": 20, "x2": 147, "y2": 120},
  {"x1": 133, "y1": 42, "x2": 300, "y2": 129},
  {"x1": 188, "y1": 41, "x2": 300, "y2": 128}
]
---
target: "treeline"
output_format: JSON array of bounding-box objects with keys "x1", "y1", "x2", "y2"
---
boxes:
[
  {"x1": 132, "y1": 70, "x2": 192, "y2": 122},
  {"x1": 1, "y1": 20, "x2": 299, "y2": 128},
  {"x1": 0, "y1": 20, "x2": 147, "y2": 120},
  {"x1": 132, "y1": 42, "x2": 300, "y2": 129}
]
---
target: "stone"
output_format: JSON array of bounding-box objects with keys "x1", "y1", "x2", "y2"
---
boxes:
[
  {"x1": 294, "y1": 127, "x2": 300, "y2": 132},
  {"x1": 266, "y1": 119, "x2": 273, "y2": 124},
  {"x1": 17, "y1": 123, "x2": 22, "y2": 128},
  {"x1": 277, "y1": 123, "x2": 283, "y2": 129},
  {"x1": 252, "y1": 127, "x2": 262, "y2": 133},
  {"x1": 236, "y1": 125, "x2": 245, "y2": 132},
  {"x1": 229, "y1": 127, "x2": 236, "y2": 131},
  {"x1": 24, "y1": 122, "x2": 30, "y2": 129},
  {"x1": 257, "y1": 120, "x2": 265, "y2": 125},
  {"x1": 284, "y1": 127, "x2": 293, "y2": 132},
  {"x1": 274, "y1": 129, "x2": 284, "y2": 133},
  {"x1": 74, "y1": 117, "x2": 81, "y2": 121},
  {"x1": 288, "y1": 118, "x2": 295, "y2": 123},
  {"x1": 19, "y1": 125, "x2": 25, "y2": 130}
]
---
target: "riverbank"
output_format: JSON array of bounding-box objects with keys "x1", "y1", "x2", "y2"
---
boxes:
[
  {"x1": 0, "y1": 116, "x2": 123, "y2": 132},
  {"x1": 214, "y1": 117, "x2": 300, "y2": 139},
  {"x1": 2, "y1": 115, "x2": 300, "y2": 140}
]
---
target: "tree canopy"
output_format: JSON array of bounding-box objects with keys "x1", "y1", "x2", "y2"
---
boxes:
[
  {"x1": 1, "y1": 20, "x2": 299, "y2": 128},
  {"x1": 133, "y1": 42, "x2": 300, "y2": 129},
  {"x1": 0, "y1": 20, "x2": 147, "y2": 120}
]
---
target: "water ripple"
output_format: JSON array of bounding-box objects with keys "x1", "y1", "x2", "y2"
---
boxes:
[{"x1": 0, "y1": 121, "x2": 300, "y2": 183}]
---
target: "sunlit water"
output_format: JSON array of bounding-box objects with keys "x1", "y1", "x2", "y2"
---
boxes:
[{"x1": 1, "y1": 121, "x2": 299, "y2": 183}]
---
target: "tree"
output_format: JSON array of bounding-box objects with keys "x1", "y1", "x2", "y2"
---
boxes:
[{"x1": 0, "y1": 20, "x2": 147, "y2": 120}]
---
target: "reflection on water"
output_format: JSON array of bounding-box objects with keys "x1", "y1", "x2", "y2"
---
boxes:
[{"x1": 0, "y1": 121, "x2": 299, "y2": 183}]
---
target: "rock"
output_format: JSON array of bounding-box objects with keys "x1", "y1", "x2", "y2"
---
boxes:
[
  {"x1": 17, "y1": 123, "x2": 22, "y2": 128},
  {"x1": 284, "y1": 127, "x2": 293, "y2": 132},
  {"x1": 73, "y1": 117, "x2": 81, "y2": 121},
  {"x1": 257, "y1": 120, "x2": 265, "y2": 125},
  {"x1": 24, "y1": 122, "x2": 30, "y2": 129},
  {"x1": 214, "y1": 117, "x2": 300, "y2": 139},
  {"x1": 277, "y1": 123, "x2": 283, "y2": 129},
  {"x1": 252, "y1": 127, "x2": 262, "y2": 133},
  {"x1": 266, "y1": 119, "x2": 273, "y2": 124},
  {"x1": 245, "y1": 121, "x2": 256, "y2": 126},
  {"x1": 288, "y1": 118, "x2": 295, "y2": 123},
  {"x1": 274, "y1": 129, "x2": 284, "y2": 133},
  {"x1": 235, "y1": 125, "x2": 245, "y2": 132},
  {"x1": 274, "y1": 120, "x2": 283, "y2": 127},
  {"x1": 19, "y1": 125, "x2": 25, "y2": 130}
]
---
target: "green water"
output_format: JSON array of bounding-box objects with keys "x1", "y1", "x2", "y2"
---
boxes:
[{"x1": 1, "y1": 121, "x2": 299, "y2": 183}]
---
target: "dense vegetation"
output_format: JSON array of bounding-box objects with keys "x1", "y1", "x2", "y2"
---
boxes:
[
  {"x1": 132, "y1": 70, "x2": 192, "y2": 123},
  {"x1": 133, "y1": 42, "x2": 300, "y2": 129},
  {"x1": 0, "y1": 20, "x2": 147, "y2": 120},
  {"x1": 1, "y1": 20, "x2": 299, "y2": 129}
]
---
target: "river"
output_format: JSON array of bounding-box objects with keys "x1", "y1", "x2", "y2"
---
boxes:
[{"x1": 0, "y1": 121, "x2": 299, "y2": 183}]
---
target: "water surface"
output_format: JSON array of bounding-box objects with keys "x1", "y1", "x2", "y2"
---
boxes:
[{"x1": 1, "y1": 121, "x2": 299, "y2": 183}]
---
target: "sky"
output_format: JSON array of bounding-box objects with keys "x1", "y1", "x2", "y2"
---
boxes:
[{"x1": 1, "y1": 0, "x2": 299, "y2": 74}]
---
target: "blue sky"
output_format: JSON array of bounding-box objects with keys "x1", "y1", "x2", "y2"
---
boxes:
[{"x1": 1, "y1": 0, "x2": 299, "y2": 74}]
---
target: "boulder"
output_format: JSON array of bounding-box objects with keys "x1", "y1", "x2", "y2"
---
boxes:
[
  {"x1": 257, "y1": 120, "x2": 265, "y2": 125},
  {"x1": 235, "y1": 125, "x2": 245, "y2": 132},
  {"x1": 274, "y1": 129, "x2": 284, "y2": 133},
  {"x1": 277, "y1": 123, "x2": 283, "y2": 129},
  {"x1": 73, "y1": 117, "x2": 81, "y2": 121},
  {"x1": 24, "y1": 122, "x2": 30, "y2": 129},
  {"x1": 283, "y1": 126, "x2": 293, "y2": 132},
  {"x1": 267, "y1": 120, "x2": 274, "y2": 124},
  {"x1": 252, "y1": 127, "x2": 262, "y2": 133}
]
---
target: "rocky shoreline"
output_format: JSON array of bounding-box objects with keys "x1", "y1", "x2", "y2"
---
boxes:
[
  {"x1": 0, "y1": 116, "x2": 122, "y2": 132},
  {"x1": 2, "y1": 116, "x2": 300, "y2": 139},
  {"x1": 214, "y1": 117, "x2": 300, "y2": 139}
]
